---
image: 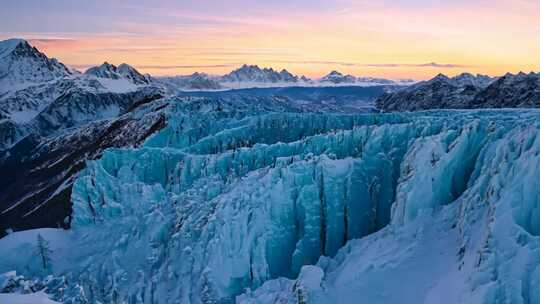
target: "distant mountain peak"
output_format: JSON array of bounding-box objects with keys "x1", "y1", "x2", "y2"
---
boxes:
[
  {"x1": 85, "y1": 62, "x2": 149, "y2": 85},
  {"x1": 0, "y1": 38, "x2": 71, "y2": 90},
  {"x1": 320, "y1": 70, "x2": 357, "y2": 84},
  {"x1": 374, "y1": 71, "x2": 536, "y2": 112},
  {"x1": 0, "y1": 38, "x2": 27, "y2": 56},
  {"x1": 221, "y1": 64, "x2": 300, "y2": 83},
  {"x1": 432, "y1": 73, "x2": 450, "y2": 81},
  {"x1": 328, "y1": 70, "x2": 343, "y2": 76}
]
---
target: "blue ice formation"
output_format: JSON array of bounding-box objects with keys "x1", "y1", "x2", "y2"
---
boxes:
[{"x1": 1, "y1": 99, "x2": 540, "y2": 304}]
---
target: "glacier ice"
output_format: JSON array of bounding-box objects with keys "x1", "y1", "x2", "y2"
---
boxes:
[{"x1": 1, "y1": 104, "x2": 540, "y2": 304}]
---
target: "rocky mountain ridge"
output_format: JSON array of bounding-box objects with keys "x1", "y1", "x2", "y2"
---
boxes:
[{"x1": 376, "y1": 72, "x2": 540, "y2": 111}]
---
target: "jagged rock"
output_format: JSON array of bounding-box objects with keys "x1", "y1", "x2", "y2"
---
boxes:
[{"x1": 375, "y1": 72, "x2": 540, "y2": 111}]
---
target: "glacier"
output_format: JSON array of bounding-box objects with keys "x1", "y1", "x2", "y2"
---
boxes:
[{"x1": 1, "y1": 101, "x2": 540, "y2": 304}]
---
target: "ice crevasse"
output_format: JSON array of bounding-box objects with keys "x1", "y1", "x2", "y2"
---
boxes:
[{"x1": 2, "y1": 102, "x2": 540, "y2": 304}]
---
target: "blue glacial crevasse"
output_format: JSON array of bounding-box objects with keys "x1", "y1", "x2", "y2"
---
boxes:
[{"x1": 20, "y1": 108, "x2": 540, "y2": 303}]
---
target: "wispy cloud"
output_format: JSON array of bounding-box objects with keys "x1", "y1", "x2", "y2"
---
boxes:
[
  {"x1": 269, "y1": 60, "x2": 471, "y2": 68},
  {"x1": 136, "y1": 64, "x2": 240, "y2": 69},
  {"x1": 69, "y1": 63, "x2": 241, "y2": 71},
  {"x1": 28, "y1": 38, "x2": 77, "y2": 43},
  {"x1": 269, "y1": 60, "x2": 357, "y2": 67},
  {"x1": 363, "y1": 62, "x2": 472, "y2": 68}
]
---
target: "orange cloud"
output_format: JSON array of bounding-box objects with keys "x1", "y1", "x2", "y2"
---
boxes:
[{"x1": 2, "y1": 0, "x2": 538, "y2": 79}]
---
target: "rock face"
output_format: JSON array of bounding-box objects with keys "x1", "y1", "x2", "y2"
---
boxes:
[
  {"x1": 470, "y1": 72, "x2": 540, "y2": 108},
  {"x1": 376, "y1": 73, "x2": 495, "y2": 111},
  {"x1": 376, "y1": 72, "x2": 540, "y2": 111}
]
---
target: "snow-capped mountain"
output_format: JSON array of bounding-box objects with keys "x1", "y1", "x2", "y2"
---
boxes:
[
  {"x1": 319, "y1": 70, "x2": 357, "y2": 83},
  {"x1": 0, "y1": 39, "x2": 163, "y2": 151},
  {"x1": 320, "y1": 70, "x2": 406, "y2": 86},
  {"x1": 85, "y1": 62, "x2": 150, "y2": 85},
  {"x1": 376, "y1": 72, "x2": 497, "y2": 111},
  {"x1": 451, "y1": 72, "x2": 492, "y2": 87},
  {"x1": 0, "y1": 39, "x2": 71, "y2": 92},
  {"x1": 220, "y1": 64, "x2": 305, "y2": 83},
  {"x1": 156, "y1": 66, "x2": 408, "y2": 91},
  {"x1": 470, "y1": 71, "x2": 540, "y2": 108},
  {"x1": 157, "y1": 72, "x2": 223, "y2": 91}
]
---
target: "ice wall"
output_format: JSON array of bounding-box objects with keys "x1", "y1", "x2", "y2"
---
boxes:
[{"x1": 3, "y1": 103, "x2": 539, "y2": 304}]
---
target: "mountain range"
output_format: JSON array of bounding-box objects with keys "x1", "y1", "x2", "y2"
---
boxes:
[
  {"x1": 376, "y1": 72, "x2": 540, "y2": 111},
  {"x1": 155, "y1": 65, "x2": 413, "y2": 91}
]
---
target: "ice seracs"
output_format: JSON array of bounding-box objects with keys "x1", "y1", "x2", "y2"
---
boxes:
[{"x1": 2, "y1": 106, "x2": 540, "y2": 304}]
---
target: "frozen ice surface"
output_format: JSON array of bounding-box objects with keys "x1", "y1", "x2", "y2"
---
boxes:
[{"x1": 1, "y1": 106, "x2": 540, "y2": 304}]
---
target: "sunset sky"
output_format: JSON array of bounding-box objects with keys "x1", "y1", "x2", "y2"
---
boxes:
[{"x1": 1, "y1": 0, "x2": 539, "y2": 79}]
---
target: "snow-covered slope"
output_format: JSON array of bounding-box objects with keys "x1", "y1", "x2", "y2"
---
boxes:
[
  {"x1": 1, "y1": 108, "x2": 539, "y2": 304},
  {"x1": 319, "y1": 70, "x2": 410, "y2": 86},
  {"x1": 0, "y1": 39, "x2": 71, "y2": 93},
  {"x1": 157, "y1": 67, "x2": 409, "y2": 91},
  {"x1": 0, "y1": 39, "x2": 163, "y2": 151},
  {"x1": 157, "y1": 72, "x2": 223, "y2": 91},
  {"x1": 374, "y1": 72, "x2": 540, "y2": 112},
  {"x1": 0, "y1": 39, "x2": 166, "y2": 234},
  {"x1": 85, "y1": 62, "x2": 150, "y2": 85},
  {"x1": 0, "y1": 88, "x2": 165, "y2": 235},
  {"x1": 220, "y1": 64, "x2": 306, "y2": 84},
  {"x1": 319, "y1": 70, "x2": 357, "y2": 84},
  {"x1": 470, "y1": 72, "x2": 540, "y2": 108}
]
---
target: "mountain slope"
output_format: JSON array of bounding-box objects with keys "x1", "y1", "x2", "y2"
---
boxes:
[
  {"x1": 375, "y1": 72, "x2": 540, "y2": 111},
  {"x1": 0, "y1": 39, "x2": 162, "y2": 151},
  {"x1": 0, "y1": 39, "x2": 166, "y2": 235},
  {"x1": 157, "y1": 72, "x2": 223, "y2": 91},
  {"x1": 0, "y1": 39, "x2": 71, "y2": 92},
  {"x1": 470, "y1": 72, "x2": 540, "y2": 108},
  {"x1": 85, "y1": 62, "x2": 150, "y2": 85},
  {"x1": 319, "y1": 70, "x2": 407, "y2": 86},
  {"x1": 220, "y1": 64, "x2": 305, "y2": 84},
  {"x1": 319, "y1": 70, "x2": 357, "y2": 84}
]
